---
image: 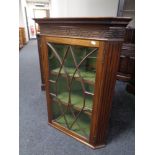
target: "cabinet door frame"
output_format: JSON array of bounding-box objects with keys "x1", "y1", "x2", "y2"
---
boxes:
[
  {"x1": 42, "y1": 35, "x2": 102, "y2": 146},
  {"x1": 41, "y1": 35, "x2": 122, "y2": 149}
]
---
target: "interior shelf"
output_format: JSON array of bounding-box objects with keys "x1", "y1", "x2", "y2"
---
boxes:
[
  {"x1": 50, "y1": 67, "x2": 95, "y2": 85},
  {"x1": 50, "y1": 92, "x2": 93, "y2": 116}
]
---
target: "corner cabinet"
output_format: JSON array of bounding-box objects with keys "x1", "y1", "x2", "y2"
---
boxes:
[{"x1": 34, "y1": 17, "x2": 131, "y2": 149}]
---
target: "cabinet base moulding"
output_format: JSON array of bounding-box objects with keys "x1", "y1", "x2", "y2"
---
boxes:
[{"x1": 48, "y1": 122, "x2": 105, "y2": 149}]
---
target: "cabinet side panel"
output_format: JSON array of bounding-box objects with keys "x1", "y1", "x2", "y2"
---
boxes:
[
  {"x1": 37, "y1": 34, "x2": 45, "y2": 90},
  {"x1": 42, "y1": 36, "x2": 53, "y2": 122},
  {"x1": 90, "y1": 41, "x2": 122, "y2": 146}
]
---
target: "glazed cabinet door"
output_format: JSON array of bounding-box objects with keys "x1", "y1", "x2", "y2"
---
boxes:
[{"x1": 43, "y1": 36, "x2": 99, "y2": 142}]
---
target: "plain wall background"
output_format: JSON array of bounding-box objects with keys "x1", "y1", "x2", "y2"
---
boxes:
[
  {"x1": 19, "y1": 0, "x2": 29, "y2": 42},
  {"x1": 50, "y1": 0, "x2": 119, "y2": 17}
]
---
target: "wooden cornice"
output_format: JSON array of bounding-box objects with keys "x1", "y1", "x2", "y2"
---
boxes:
[
  {"x1": 34, "y1": 17, "x2": 131, "y2": 27},
  {"x1": 34, "y1": 17, "x2": 132, "y2": 41}
]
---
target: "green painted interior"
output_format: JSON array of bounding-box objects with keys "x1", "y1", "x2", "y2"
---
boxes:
[
  {"x1": 52, "y1": 101, "x2": 91, "y2": 138},
  {"x1": 57, "y1": 92, "x2": 93, "y2": 110},
  {"x1": 48, "y1": 42, "x2": 98, "y2": 139},
  {"x1": 56, "y1": 113, "x2": 91, "y2": 138},
  {"x1": 52, "y1": 67, "x2": 95, "y2": 83}
]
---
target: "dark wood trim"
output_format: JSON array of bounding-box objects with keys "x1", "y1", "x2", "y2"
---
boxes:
[
  {"x1": 50, "y1": 121, "x2": 88, "y2": 142},
  {"x1": 41, "y1": 35, "x2": 53, "y2": 122},
  {"x1": 36, "y1": 34, "x2": 45, "y2": 90},
  {"x1": 49, "y1": 122, "x2": 105, "y2": 149},
  {"x1": 38, "y1": 26, "x2": 126, "y2": 41},
  {"x1": 90, "y1": 41, "x2": 122, "y2": 146},
  {"x1": 45, "y1": 36, "x2": 100, "y2": 47},
  {"x1": 34, "y1": 17, "x2": 131, "y2": 41},
  {"x1": 34, "y1": 17, "x2": 131, "y2": 27}
]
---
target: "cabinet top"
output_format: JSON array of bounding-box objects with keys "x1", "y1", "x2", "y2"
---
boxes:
[
  {"x1": 34, "y1": 17, "x2": 132, "y2": 41},
  {"x1": 34, "y1": 17, "x2": 131, "y2": 27}
]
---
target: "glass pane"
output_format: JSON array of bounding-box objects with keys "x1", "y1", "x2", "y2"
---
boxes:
[{"x1": 47, "y1": 42, "x2": 98, "y2": 139}]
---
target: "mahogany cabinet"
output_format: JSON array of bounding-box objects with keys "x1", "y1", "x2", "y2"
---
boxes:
[{"x1": 34, "y1": 17, "x2": 131, "y2": 149}]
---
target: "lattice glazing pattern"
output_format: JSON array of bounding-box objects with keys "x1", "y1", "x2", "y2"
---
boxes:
[{"x1": 47, "y1": 42, "x2": 98, "y2": 139}]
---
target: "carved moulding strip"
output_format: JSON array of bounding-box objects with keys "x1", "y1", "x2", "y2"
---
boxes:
[{"x1": 40, "y1": 25, "x2": 125, "y2": 41}]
